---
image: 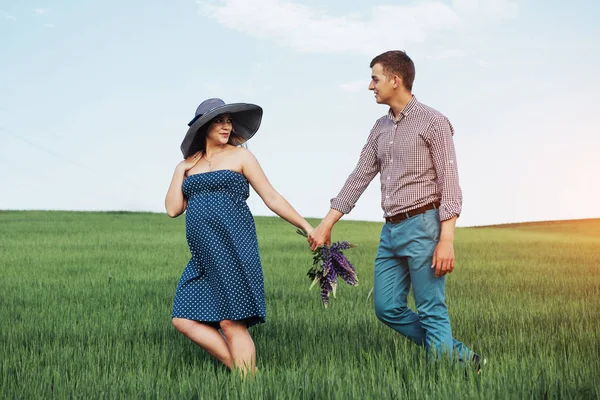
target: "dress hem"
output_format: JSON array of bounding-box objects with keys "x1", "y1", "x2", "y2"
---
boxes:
[{"x1": 170, "y1": 314, "x2": 266, "y2": 329}]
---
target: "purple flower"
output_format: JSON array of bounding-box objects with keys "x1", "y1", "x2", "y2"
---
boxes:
[
  {"x1": 332, "y1": 251, "x2": 358, "y2": 286},
  {"x1": 330, "y1": 241, "x2": 355, "y2": 252},
  {"x1": 298, "y1": 230, "x2": 358, "y2": 308}
]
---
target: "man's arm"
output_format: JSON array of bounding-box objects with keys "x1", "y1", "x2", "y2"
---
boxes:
[
  {"x1": 426, "y1": 117, "x2": 462, "y2": 221},
  {"x1": 432, "y1": 216, "x2": 457, "y2": 277},
  {"x1": 425, "y1": 117, "x2": 463, "y2": 276},
  {"x1": 308, "y1": 123, "x2": 381, "y2": 250}
]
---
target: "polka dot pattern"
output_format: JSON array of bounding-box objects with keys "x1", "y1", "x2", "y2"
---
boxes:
[{"x1": 171, "y1": 169, "x2": 266, "y2": 328}]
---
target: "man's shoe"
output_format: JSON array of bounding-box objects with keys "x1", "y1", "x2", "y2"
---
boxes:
[{"x1": 472, "y1": 353, "x2": 487, "y2": 374}]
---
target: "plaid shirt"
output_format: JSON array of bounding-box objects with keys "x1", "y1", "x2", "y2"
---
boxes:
[{"x1": 331, "y1": 96, "x2": 462, "y2": 221}]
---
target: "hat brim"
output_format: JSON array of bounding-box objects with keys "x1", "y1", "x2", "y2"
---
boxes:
[{"x1": 180, "y1": 103, "x2": 263, "y2": 158}]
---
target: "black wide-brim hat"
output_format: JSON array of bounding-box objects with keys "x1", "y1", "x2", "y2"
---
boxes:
[{"x1": 180, "y1": 98, "x2": 263, "y2": 158}]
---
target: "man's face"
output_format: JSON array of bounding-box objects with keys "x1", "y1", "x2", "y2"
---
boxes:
[{"x1": 369, "y1": 63, "x2": 395, "y2": 105}]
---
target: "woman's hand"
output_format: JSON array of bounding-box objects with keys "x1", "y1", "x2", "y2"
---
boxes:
[
  {"x1": 302, "y1": 226, "x2": 315, "y2": 240},
  {"x1": 177, "y1": 152, "x2": 202, "y2": 173},
  {"x1": 165, "y1": 152, "x2": 202, "y2": 218}
]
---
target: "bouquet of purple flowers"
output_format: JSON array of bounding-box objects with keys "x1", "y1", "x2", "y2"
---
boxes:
[{"x1": 297, "y1": 229, "x2": 358, "y2": 308}]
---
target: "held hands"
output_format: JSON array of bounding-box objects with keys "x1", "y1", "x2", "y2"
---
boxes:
[
  {"x1": 307, "y1": 223, "x2": 332, "y2": 251},
  {"x1": 431, "y1": 239, "x2": 455, "y2": 277}
]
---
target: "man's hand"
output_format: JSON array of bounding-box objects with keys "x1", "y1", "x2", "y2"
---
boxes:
[
  {"x1": 308, "y1": 223, "x2": 332, "y2": 251},
  {"x1": 307, "y1": 209, "x2": 343, "y2": 251},
  {"x1": 431, "y1": 239, "x2": 454, "y2": 277}
]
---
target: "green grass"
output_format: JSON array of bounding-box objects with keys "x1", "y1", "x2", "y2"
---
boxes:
[{"x1": 1, "y1": 211, "x2": 599, "y2": 399}]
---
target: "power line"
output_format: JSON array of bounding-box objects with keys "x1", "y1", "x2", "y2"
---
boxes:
[
  {"x1": 2, "y1": 128, "x2": 100, "y2": 175},
  {"x1": 0, "y1": 126, "x2": 159, "y2": 211}
]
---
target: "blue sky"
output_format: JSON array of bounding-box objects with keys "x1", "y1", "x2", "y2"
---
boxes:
[{"x1": 1, "y1": 0, "x2": 599, "y2": 226}]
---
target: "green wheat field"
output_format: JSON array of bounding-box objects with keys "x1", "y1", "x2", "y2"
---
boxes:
[{"x1": 1, "y1": 211, "x2": 599, "y2": 399}]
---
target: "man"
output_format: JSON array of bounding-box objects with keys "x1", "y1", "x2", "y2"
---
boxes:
[{"x1": 308, "y1": 50, "x2": 483, "y2": 369}]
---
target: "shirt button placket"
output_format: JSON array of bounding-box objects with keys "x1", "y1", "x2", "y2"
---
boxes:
[
  {"x1": 386, "y1": 121, "x2": 398, "y2": 208},
  {"x1": 390, "y1": 122, "x2": 398, "y2": 166}
]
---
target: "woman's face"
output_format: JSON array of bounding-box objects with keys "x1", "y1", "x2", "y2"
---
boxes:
[{"x1": 206, "y1": 113, "x2": 233, "y2": 145}]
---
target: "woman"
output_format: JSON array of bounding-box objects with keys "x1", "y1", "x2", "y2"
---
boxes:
[{"x1": 165, "y1": 98, "x2": 313, "y2": 376}]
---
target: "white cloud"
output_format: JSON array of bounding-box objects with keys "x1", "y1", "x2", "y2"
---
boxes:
[
  {"x1": 1, "y1": 10, "x2": 16, "y2": 19},
  {"x1": 33, "y1": 8, "x2": 47, "y2": 15},
  {"x1": 44, "y1": 23, "x2": 55, "y2": 28},
  {"x1": 196, "y1": 0, "x2": 520, "y2": 55},
  {"x1": 452, "y1": 0, "x2": 519, "y2": 19},
  {"x1": 340, "y1": 80, "x2": 370, "y2": 93},
  {"x1": 197, "y1": 1, "x2": 461, "y2": 55}
]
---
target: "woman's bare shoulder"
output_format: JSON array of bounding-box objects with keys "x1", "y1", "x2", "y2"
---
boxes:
[{"x1": 230, "y1": 146, "x2": 255, "y2": 160}]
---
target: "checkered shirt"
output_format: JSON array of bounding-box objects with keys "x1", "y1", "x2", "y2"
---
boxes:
[{"x1": 330, "y1": 96, "x2": 462, "y2": 221}]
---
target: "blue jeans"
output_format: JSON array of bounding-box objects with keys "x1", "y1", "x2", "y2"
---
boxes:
[{"x1": 374, "y1": 209, "x2": 471, "y2": 360}]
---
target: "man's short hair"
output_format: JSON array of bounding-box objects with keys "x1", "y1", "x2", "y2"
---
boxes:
[{"x1": 370, "y1": 50, "x2": 415, "y2": 91}]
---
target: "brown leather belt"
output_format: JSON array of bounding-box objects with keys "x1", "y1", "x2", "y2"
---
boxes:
[{"x1": 385, "y1": 201, "x2": 441, "y2": 224}]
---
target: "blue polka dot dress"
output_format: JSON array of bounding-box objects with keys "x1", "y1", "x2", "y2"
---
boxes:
[{"x1": 172, "y1": 169, "x2": 266, "y2": 328}]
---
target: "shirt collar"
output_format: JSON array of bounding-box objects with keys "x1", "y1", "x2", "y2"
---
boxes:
[{"x1": 387, "y1": 95, "x2": 418, "y2": 122}]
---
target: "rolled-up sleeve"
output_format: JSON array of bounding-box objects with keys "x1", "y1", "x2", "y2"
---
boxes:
[
  {"x1": 425, "y1": 117, "x2": 462, "y2": 221},
  {"x1": 330, "y1": 124, "x2": 381, "y2": 214}
]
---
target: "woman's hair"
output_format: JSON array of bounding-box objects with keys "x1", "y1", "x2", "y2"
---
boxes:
[{"x1": 189, "y1": 116, "x2": 245, "y2": 155}]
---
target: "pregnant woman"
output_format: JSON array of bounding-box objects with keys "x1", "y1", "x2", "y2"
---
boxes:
[{"x1": 165, "y1": 98, "x2": 312, "y2": 377}]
